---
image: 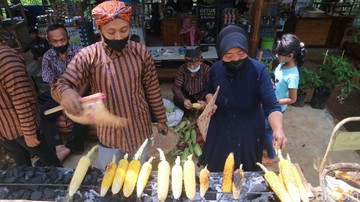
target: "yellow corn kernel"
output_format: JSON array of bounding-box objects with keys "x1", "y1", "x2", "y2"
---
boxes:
[
  {"x1": 222, "y1": 152, "x2": 234, "y2": 193},
  {"x1": 287, "y1": 154, "x2": 309, "y2": 202},
  {"x1": 199, "y1": 165, "x2": 210, "y2": 198},
  {"x1": 100, "y1": 154, "x2": 117, "y2": 197},
  {"x1": 68, "y1": 145, "x2": 98, "y2": 197},
  {"x1": 157, "y1": 148, "x2": 170, "y2": 202},
  {"x1": 111, "y1": 153, "x2": 129, "y2": 194},
  {"x1": 171, "y1": 156, "x2": 183, "y2": 200},
  {"x1": 257, "y1": 162, "x2": 293, "y2": 202},
  {"x1": 136, "y1": 157, "x2": 155, "y2": 198}
]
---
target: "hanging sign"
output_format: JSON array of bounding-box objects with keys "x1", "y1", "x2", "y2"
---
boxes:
[{"x1": 197, "y1": 0, "x2": 219, "y2": 45}]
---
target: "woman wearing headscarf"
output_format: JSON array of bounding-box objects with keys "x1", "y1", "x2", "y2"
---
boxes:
[
  {"x1": 179, "y1": 18, "x2": 203, "y2": 46},
  {"x1": 51, "y1": 0, "x2": 168, "y2": 169},
  {"x1": 198, "y1": 25, "x2": 288, "y2": 171}
]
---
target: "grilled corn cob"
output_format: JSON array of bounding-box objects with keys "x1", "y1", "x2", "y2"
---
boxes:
[
  {"x1": 100, "y1": 154, "x2": 117, "y2": 197},
  {"x1": 334, "y1": 170, "x2": 360, "y2": 189},
  {"x1": 136, "y1": 157, "x2": 155, "y2": 197},
  {"x1": 199, "y1": 165, "x2": 210, "y2": 198},
  {"x1": 184, "y1": 154, "x2": 196, "y2": 200},
  {"x1": 232, "y1": 164, "x2": 244, "y2": 200},
  {"x1": 171, "y1": 156, "x2": 183, "y2": 200},
  {"x1": 123, "y1": 139, "x2": 148, "y2": 197},
  {"x1": 157, "y1": 148, "x2": 170, "y2": 202},
  {"x1": 111, "y1": 153, "x2": 129, "y2": 194},
  {"x1": 277, "y1": 149, "x2": 300, "y2": 202},
  {"x1": 287, "y1": 154, "x2": 309, "y2": 202},
  {"x1": 222, "y1": 152, "x2": 234, "y2": 193},
  {"x1": 68, "y1": 145, "x2": 98, "y2": 197},
  {"x1": 256, "y1": 162, "x2": 293, "y2": 202}
]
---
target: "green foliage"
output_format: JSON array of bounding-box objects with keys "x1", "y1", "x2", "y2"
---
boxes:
[
  {"x1": 298, "y1": 67, "x2": 323, "y2": 90},
  {"x1": 319, "y1": 53, "x2": 360, "y2": 97},
  {"x1": 352, "y1": 28, "x2": 360, "y2": 44},
  {"x1": 20, "y1": 0, "x2": 42, "y2": 5}
]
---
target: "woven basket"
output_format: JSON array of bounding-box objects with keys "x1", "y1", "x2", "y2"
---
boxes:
[{"x1": 319, "y1": 162, "x2": 360, "y2": 202}]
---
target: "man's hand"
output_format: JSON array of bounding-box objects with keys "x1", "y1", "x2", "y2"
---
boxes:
[
  {"x1": 24, "y1": 135, "x2": 40, "y2": 147},
  {"x1": 273, "y1": 130, "x2": 288, "y2": 150},
  {"x1": 61, "y1": 89, "x2": 82, "y2": 115},
  {"x1": 183, "y1": 99, "x2": 192, "y2": 109},
  {"x1": 157, "y1": 122, "x2": 168, "y2": 136}
]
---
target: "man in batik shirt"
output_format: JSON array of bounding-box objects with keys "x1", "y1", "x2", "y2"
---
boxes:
[{"x1": 51, "y1": 0, "x2": 168, "y2": 169}]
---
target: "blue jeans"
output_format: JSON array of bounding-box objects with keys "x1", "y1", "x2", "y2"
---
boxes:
[{"x1": 264, "y1": 111, "x2": 285, "y2": 159}]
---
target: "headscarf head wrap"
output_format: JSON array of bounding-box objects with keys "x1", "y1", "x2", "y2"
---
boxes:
[
  {"x1": 92, "y1": 0, "x2": 132, "y2": 29},
  {"x1": 218, "y1": 26, "x2": 248, "y2": 57}
]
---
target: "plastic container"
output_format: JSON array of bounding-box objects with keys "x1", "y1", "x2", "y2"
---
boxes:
[{"x1": 261, "y1": 36, "x2": 274, "y2": 50}]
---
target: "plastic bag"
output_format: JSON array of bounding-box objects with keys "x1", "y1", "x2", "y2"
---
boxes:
[{"x1": 163, "y1": 98, "x2": 184, "y2": 127}]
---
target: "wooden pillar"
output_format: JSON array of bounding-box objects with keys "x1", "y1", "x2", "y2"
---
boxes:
[{"x1": 249, "y1": 0, "x2": 264, "y2": 58}]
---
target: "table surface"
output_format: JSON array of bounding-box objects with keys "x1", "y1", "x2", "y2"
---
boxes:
[{"x1": 148, "y1": 46, "x2": 218, "y2": 61}]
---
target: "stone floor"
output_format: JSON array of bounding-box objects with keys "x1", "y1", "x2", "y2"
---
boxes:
[{"x1": 17, "y1": 47, "x2": 360, "y2": 200}]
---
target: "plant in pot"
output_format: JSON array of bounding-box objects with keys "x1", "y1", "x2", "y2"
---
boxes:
[
  {"x1": 292, "y1": 67, "x2": 322, "y2": 107},
  {"x1": 310, "y1": 51, "x2": 360, "y2": 109}
]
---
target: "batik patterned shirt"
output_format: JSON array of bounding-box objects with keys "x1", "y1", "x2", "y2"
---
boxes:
[
  {"x1": 0, "y1": 46, "x2": 39, "y2": 140},
  {"x1": 51, "y1": 41, "x2": 167, "y2": 152},
  {"x1": 42, "y1": 44, "x2": 82, "y2": 83}
]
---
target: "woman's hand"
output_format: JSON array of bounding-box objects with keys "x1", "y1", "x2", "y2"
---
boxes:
[
  {"x1": 273, "y1": 130, "x2": 288, "y2": 150},
  {"x1": 61, "y1": 89, "x2": 82, "y2": 115},
  {"x1": 183, "y1": 99, "x2": 192, "y2": 109}
]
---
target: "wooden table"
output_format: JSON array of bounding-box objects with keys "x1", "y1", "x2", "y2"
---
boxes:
[{"x1": 148, "y1": 46, "x2": 218, "y2": 79}]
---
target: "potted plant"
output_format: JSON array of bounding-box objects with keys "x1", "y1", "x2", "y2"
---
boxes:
[
  {"x1": 311, "y1": 51, "x2": 360, "y2": 109},
  {"x1": 292, "y1": 67, "x2": 322, "y2": 107}
]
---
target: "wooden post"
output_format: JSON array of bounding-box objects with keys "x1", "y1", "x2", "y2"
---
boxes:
[{"x1": 249, "y1": 0, "x2": 264, "y2": 58}]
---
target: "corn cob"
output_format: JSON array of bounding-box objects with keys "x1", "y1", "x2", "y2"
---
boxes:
[
  {"x1": 222, "y1": 152, "x2": 234, "y2": 193},
  {"x1": 111, "y1": 153, "x2": 129, "y2": 194},
  {"x1": 334, "y1": 170, "x2": 360, "y2": 189},
  {"x1": 232, "y1": 164, "x2": 244, "y2": 200},
  {"x1": 278, "y1": 171, "x2": 285, "y2": 187},
  {"x1": 157, "y1": 148, "x2": 170, "y2": 202},
  {"x1": 277, "y1": 149, "x2": 300, "y2": 202},
  {"x1": 183, "y1": 154, "x2": 196, "y2": 200},
  {"x1": 256, "y1": 162, "x2": 293, "y2": 202},
  {"x1": 68, "y1": 145, "x2": 98, "y2": 197},
  {"x1": 287, "y1": 154, "x2": 309, "y2": 202},
  {"x1": 136, "y1": 156, "x2": 155, "y2": 198},
  {"x1": 100, "y1": 154, "x2": 117, "y2": 197},
  {"x1": 171, "y1": 156, "x2": 183, "y2": 200},
  {"x1": 199, "y1": 165, "x2": 210, "y2": 198},
  {"x1": 192, "y1": 103, "x2": 202, "y2": 109},
  {"x1": 123, "y1": 139, "x2": 148, "y2": 197}
]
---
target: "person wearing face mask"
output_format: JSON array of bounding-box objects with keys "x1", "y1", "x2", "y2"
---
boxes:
[
  {"x1": 197, "y1": 25, "x2": 288, "y2": 172},
  {"x1": 262, "y1": 34, "x2": 305, "y2": 166},
  {"x1": 40, "y1": 24, "x2": 88, "y2": 163},
  {"x1": 172, "y1": 47, "x2": 210, "y2": 111},
  {"x1": 50, "y1": 0, "x2": 168, "y2": 169}
]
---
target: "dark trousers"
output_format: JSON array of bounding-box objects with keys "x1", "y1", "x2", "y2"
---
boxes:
[
  {"x1": 39, "y1": 92, "x2": 86, "y2": 152},
  {"x1": 0, "y1": 132, "x2": 62, "y2": 167}
]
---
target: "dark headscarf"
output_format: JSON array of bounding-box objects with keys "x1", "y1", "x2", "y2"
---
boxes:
[
  {"x1": 217, "y1": 26, "x2": 248, "y2": 57},
  {"x1": 185, "y1": 47, "x2": 201, "y2": 58}
]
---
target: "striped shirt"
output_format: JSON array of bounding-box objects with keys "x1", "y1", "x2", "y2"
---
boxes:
[
  {"x1": 0, "y1": 46, "x2": 39, "y2": 140},
  {"x1": 42, "y1": 45, "x2": 82, "y2": 83},
  {"x1": 172, "y1": 63, "x2": 210, "y2": 103},
  {"x1": 51, "y1": 41, "x2": 167, "y2": 152}
]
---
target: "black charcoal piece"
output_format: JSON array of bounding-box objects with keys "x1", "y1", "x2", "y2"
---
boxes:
[
  {"x1": 83, "y1": 174, "x2": 92, "y2": 185},
  {"x1": 3, "y1": 176, "x2": 16, "y2": 183},
  {"x1": 43, "y1": 187, "x2": 56, "y2": 200},
  {"x1": 0, "y1": 171, "x2": 6, "y2": 179},
  {"x1": 30, "y1": 191, "x2": 42, "y2": 200},
  {"x1": 29, "y1": 175, "x2": 43, "y2": 184},
  {"x1": 0, "y1": 165, "x2": 7, "y2": 170},
  {"x1": 25, "y1": 169, "x2": 35, "y2": 179},
  {"x1": 57, "y1": 172, "x2": 64, "y2": 181},
  {"x1": 49, "y1": 171, "x2": 58, "y2": 182},
  {"x1": 0, "y1": 188, "x2": 9, "y2": 199},
  {"x1": 21, "y1": 190, "x2": 31, "y2": 199},
  {"x1": 5, "y1": 167, "x2": 15, "y2": 177},
  {"x1": 11, "y1": 189, "x2": 24, "y2": 198},
  {"x1": 23, "y1": 185, "x2": 39, "y2": 191},
  {"x1": 63, "y1": 173, "x2": 72, "y2": 184}
]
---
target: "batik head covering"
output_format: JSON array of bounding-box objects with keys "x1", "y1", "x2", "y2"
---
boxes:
[
  {"x1": 92, "y1": 0, "x2": 132, "y2": 29},
  {"x1": 218, "y1": 26, "x2": 248, "y2": 57}
]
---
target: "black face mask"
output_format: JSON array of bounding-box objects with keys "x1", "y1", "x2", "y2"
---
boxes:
[
  {"x1": 103, "y1": 35, "x2": 129, "y2": 52},
  {"x1": 223, "y1": 58, "x2": 248, "y2": 78},
  {"x1": 53, "y1": 43, "x2": 69, "y2": 54}
]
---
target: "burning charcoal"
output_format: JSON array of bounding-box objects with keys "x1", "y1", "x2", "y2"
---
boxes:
[
  {"x1": 43, "y1": 187, "x2": 56, "y2": 200},
  {"x1": 83, "y1": 174, "x2": 92, "y2": 185},
  {"x1": 3, "y1": 176, "x2": 16, "y2": 183},
  {"x1": 11, "y1": 190, "x2": 24, "y2": 198},
  {"x1": 30, "y1": 191, "x2": 42, "y2": 200},
  {"x1": 21, "y1": 190, "x2": 31, "y2": 200}
]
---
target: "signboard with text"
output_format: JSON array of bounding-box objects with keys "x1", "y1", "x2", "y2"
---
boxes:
[{"x1": 197, "y1": 0, "x2": 219, "y2": 45}]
